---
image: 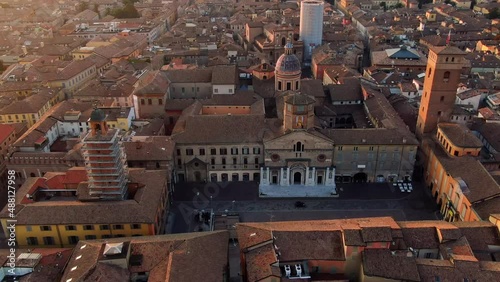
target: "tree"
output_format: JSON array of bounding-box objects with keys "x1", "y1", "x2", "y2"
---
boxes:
[
  {"x1": 380, "y1": 2, "x2": 387, "y2": 12},
  {"x1": 77, "y1": 1, "x2": 89, "y2": 12},
  {"x1": 93, "y1": 4, "x2": 100, "y2": 18},
  {"x1": 470, "y1": 0, "x2": 476, "y2": 9},
  {"x1": 393, "y1": 3, "x2": 404, "y2": 9},
  {"x1": 110, "y1": 4, "x2": 140, "y2": 18},
  {"x1": 489, "y1": 7, "x2": 499, "y2": 19}
]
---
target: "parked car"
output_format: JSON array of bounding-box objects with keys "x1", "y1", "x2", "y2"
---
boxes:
[{"x1": 295, "y1": 201, "x2": 306, "y2": 208}]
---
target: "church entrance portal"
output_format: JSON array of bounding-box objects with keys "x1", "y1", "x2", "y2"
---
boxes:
[
  {"x1": 353, "y1": 172, "x2": 368, "y2": 183},
  {"x1": 293, "y1": 172, "x2": 302, "y2": 184},
  {"x1": 194, "y1": 171, "x2": 201, "y2": 182}
]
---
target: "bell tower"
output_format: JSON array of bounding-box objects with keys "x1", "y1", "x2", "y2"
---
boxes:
[
  {"x1": 416, "y1": 45, "x2": 465, "y2": 138},
  {"x1": 283, "y1": 92, "x2": 316, "y2": 131}
]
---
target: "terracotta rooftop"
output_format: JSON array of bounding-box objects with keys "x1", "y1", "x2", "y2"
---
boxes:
[
  {"x1": 363, "y1": 249, "x2": 420, "y2": 281},
  {"x1": 425, "y1": 137, "x2": 500, "y2": 203},
  {"x1": 0, "y1": 169, "x2": 169, "y2": 225},
  {"x1": 61, "y1": 231, "x2": 229, "y2": 282},
  {"x1": 438, "y1": 123, "x2": 483, "y2": 148},
  {"x1": 429, "y1": 45, "x2": 467, "y2": 56}
]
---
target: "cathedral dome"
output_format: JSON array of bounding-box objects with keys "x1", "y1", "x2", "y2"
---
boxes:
[{"x1": 275, "y1": 41, "x2": 301, "y2": 75}]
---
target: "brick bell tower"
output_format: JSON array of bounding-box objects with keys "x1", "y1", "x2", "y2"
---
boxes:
[{"x1": 416, "y1": 45, "x2": 466, "y2": 138}]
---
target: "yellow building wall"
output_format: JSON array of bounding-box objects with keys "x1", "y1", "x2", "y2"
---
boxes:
[
  {"x1": 2, "y1": 222, "x2": 153, "y2": 248},
  {"x1": 425, "y1": 148, "x2": 480, "y2": 222}
]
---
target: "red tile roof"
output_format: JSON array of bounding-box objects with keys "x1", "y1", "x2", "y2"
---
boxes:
[{"x1": 0, "y1": 124, "x2": 15, "y2": 143}]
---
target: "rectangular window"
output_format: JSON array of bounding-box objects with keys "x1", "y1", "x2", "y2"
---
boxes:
[
  {"x1": 26, "y1": 226, "x2": 32, "y2": 232},
  {"x1": 353, "y1": 147, "x2": 358, "y2": 151},
  {"x1": 199, "y1": 148, "x2": 205, "y2": 155},
  {"x1": 220, "y1": 148, "x2": 227, "y2": 155},
  {"x1": 140, "y1": 99, "x2": 145, "y2": 105},
  {"x1": 338, "y1": 146, "x2": 343, "y2": 151},
  {"x1": 210, "y1": 148, "x2": 217, "y2": 155},
  {"x1": 65, "y1": 225, "x2": 77, "y2": 231},
  {"x1": 214, "y1": 88, "x2": 218, "y2": 93},
  {"x1": 131, "y1": 224, "x2": 141, "y2": 229},
  {"x1": 102, "y1": 235, "x2": 112, "y2": 239},
  {"x1": 243, "y1": 157, "x2": 248, "y2": 164},
  {"x1": 100, "y1": 225, "x2": 110, "y2": 230},
  {"x1": 253, "y1": 147, "x2": 260, "y2": 154},
  {"x1": 242, "y1": 147, "x2": 249, "y2": 155},
  {"x1": 232, "y1": 157, "x2": 237, "y2": 164},
  {"x1": 186, "y1": 149, "x2": 194, "y2": 155},
  {"x1": 148, "y1": 99, "x2": 152, "y2": 105},
  {"x1": 231, "y1": 148, "x2": 238, "y2": 155},
  {"x1": 176, "y1": 149, "x2": 181, "y2": 156},
  {"x1": 83, "y1": 225, "x2": 94, "y2": 231},
  {"x1": 68, "y1": 236, "x2": 79, "y2": 244},
  {"x1": 222, "y1": 158, "x2": 226, "y2": 165},
  {"x1": 40, "y1": 226, "x2": 52, "y2": 231},
  {"x1": 113, "y1": 224, "x2": 124, "y2": 230},
  {"x1": 43, "y1": 236, "x2": 55, "y2": 245},
  {"x1": 211, "y1": 158, "x2": 215, "y2": 165},
  {"x1": 158, "y1": 99, "x2": 163, "y2": 105},
  {"x1": 85, "y1": 235, "x2": 97, "y2": 240},
  {"x1": 369, "y1": 146, "x2": 374, "y2": 151},
  {"x1": 254, "y1": 157, "x2": 259, "y2": 164},
  {"x1": 27, "y1": 237, "x2": 38, "y2": 245}
]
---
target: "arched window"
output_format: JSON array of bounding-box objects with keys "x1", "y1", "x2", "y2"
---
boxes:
[
  {"x1": 443, "y1": 71, "x2": 450, "y2": 82},
  {"x1": 282, "y1": 37, "x2": 286, "y2": 46},
  {"x1": 293, "y1": 141, "x2": 304, "y2": 152},
  {"x1": 445, "y1": 57, "x2": 449, "y2": 62},
  {"x1": 451, "y1": 57, "x2": 455, "y2": 62}
]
